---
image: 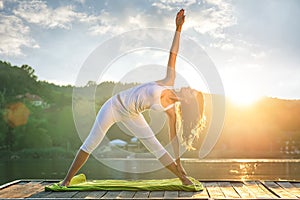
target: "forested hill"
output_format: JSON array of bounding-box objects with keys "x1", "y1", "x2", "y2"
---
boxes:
[
  {"x1": 0, "y1": 60, "x2": 299, "y2": 158},
  {"x1": 0, "y1": 60, "x2": 135, "y2": 106},
  {"x1": 0, "y1": 60, "x2": 72, "y2": 106},
  {"x1": 0, "y1": 61, "x2": 37, "y2": 96},
  {"x1": 0, "y1": 61, "x2": 138, "y2": 156}
]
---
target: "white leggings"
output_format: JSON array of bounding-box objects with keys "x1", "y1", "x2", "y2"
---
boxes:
[{"x1": 80, "y1": 96, "x2": 168, "y2": 158}]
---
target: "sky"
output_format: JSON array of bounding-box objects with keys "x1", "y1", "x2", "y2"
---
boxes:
[{"x1": 0, "y1": 0, "x2": 299, "y2": 102}]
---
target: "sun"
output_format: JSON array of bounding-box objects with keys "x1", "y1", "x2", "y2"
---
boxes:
[
  {"x1": 228, "y1": 93, "x2": 261, "y2": 106},
  {"x1": 223, "y1": 76, "x2": 263, "y2": 106},
  {"x1": 227, "y1": 89, "x2": 262, "y2": 106}
]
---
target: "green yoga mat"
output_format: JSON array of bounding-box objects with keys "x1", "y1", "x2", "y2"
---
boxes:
[{"x1": 45, "y1": 174, "x2": 203, "y2": 192}]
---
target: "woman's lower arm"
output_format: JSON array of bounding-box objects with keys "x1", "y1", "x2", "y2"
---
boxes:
[
  {"x1": 170, "y1": 135, "x2": 186, "y2": 175},
  {"x1": 170, "y1": 29, "x2": 181, "y2": 55},
  {"x1": 61, "y1": 149, "x2": 90, "y2": 186},
  {"x1": 159, "y1": 153, "x2": 183, "y2": 178},
  {"x1": 171, "y1": 135, "x2": 180, "y2": 161}
]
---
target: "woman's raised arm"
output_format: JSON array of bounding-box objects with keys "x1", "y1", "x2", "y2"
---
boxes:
[{"x1": 159, "y1": 9, "x2": 185, "y2": 86}]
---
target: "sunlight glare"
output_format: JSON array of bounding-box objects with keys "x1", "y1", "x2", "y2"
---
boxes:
[{"x1": 228, "y1": 90, "x2": 261, "y2": 106}]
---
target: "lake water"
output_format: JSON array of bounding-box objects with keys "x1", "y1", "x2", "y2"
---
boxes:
[{"x1": 0, "y1": 158, "x2": 299, "y2": 185}]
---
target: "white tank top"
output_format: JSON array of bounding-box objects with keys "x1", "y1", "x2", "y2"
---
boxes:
[{"x1": 118, "y1": 81, "x2": 174, "y2": 114}]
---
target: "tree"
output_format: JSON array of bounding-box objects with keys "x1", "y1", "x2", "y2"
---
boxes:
[
  {"x1": 86, "y1": 80, "x2": 97, "y2": 87},
  {"x1": 21, "y1": 64, "x2": 37, "y2": 80}
]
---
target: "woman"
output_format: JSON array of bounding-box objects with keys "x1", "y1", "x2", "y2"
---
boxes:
[{"x1": 61, "y1": 9, "x2": 205, "y2": 186}]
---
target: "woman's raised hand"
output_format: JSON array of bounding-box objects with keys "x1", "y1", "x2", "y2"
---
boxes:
[{"x1": 176, "y1": 9, "x2": 185, "y2": 27}]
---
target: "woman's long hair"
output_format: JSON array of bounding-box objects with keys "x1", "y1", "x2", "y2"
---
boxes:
[{"x1": 175, "y1": 88, "x2": 206, "y2": 150}]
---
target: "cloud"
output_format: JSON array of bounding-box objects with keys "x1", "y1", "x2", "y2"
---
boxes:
[
  {"x1": 210, "y1": 41, "x2": 234, "y2": 50},
  {"x1": 0, "y1": 0, "x2": 243, "y2": 58},
  {"x1": 0, "y1": 14, "x2": 39, "y2": 56},
  {"x1": 13, "y1": 0, "x2": 80, "y2": 29},
  {"x1": 0, "y1": 0, "x2": 101, "y2": 56},
  {"x1": 84, "y1": 10, "x2": 156, "y2": 36},
  {"x1": 152, "y1": 0, "x2": 196, "y2": 11},
  {"x1": 251, "y1": 51, "x2": 266, "y2": 59},
  {"x1": 74, "y1": 0, "x2": 86, "y2": 4},
  {"x1": 11, "y1": 1, "x2": 135, "y2": 36},
  {"x1": 152, "y1": 0, "x2": 236, "y2": 39},
  {"x1": 85, "y1": 10, "x2": 126, "y2": 36},
  {"x1": 192, "y1": 0, "x2": 236, "y2": 38},
  {"x1": 0, "y1": 0, "x2": 3, "y2": 10},
  {"x1": 10, "y1": 0, "x2": 237, "y2": 39},
  {"x1": 150, "y1": 0, "x2": 242, "y2": 54}
]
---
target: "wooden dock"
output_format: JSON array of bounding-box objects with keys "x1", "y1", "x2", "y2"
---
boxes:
[{"x1": 0, "y1": 179, "x2": 299, "y2": 199}]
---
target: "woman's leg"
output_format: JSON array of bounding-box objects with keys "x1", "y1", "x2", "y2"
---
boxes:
[
  {"x1": 121, "y1": 114, "x2": 193, "y2": 185},
  {"x1": 61, "y1": 99, "x2": 118, "y2": 186}
]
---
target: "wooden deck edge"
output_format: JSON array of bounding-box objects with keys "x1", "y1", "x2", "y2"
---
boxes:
[
  {"x1": 0, "y1": 180, "x2": 21, "y2": 190},
  {"x1": 0, "y1": 179, "x2": 300, "y2": 200},
  {"x1": 17, "y1": 179, "x2": 60, "y2": 182},
  {"x1": 0, "y1": 179, "x2": 59, "y2": 189}
]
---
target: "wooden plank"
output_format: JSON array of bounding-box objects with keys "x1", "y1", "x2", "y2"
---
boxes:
[
  {"x1": 191, "y1": 183, "x2": 210, "y2": 199},
  {"x1": 9, "y1": 181, "x2": 45, "y2": 198},
  {"x1": 117, "y1": 191, "x2": 136, "y2": 199},
  {"x1": 3, "y1": 179, "x2": 300, "y2": 199},
  {"x1": 164, "y1": 191, "x2": 178, "y2": 198},
  {"x1": 244, "y1": 181, "x2": 276, "y2": 199},
  {"x1": 277, "y1": 182, "x2": 300, "y2": 198},
  {"x1": 0, "y1": 181, "x2": 33, "y2": 198},
  {"x1": 72, "y1": 191, "x2": 94, "y2": 198},
  {"x1": 0, "y1": 182, "x2": 24, "y2": 197},
  {"x1": 257, "y1": 181, "x2": 279, "y2": 199},
  {"x1": 192, "y1": 189, "x2": 210, "y2": 199},
  {"x1": 28, "y1": 181, "x2": 54, "y2": 198},
  {"x1": 291, "y1": 182, "x2": 300, "y2": 191},
  {"x1": 218, "y1": 182, "x2": 240, "y2": 198},
  {"x1": 28, "y1": 191, "x2": 53, "y2": 198},
  {"x1": 39, "y1": 181, "x2": 56, "y2": 186},
  {"x1": 231, "y1": 182, "x2": 256, "y2": 199},
  {"x1": 101, "y1": 191, "x2": 122, "y2": 199},
  {"x1": 204, "y1": 182, "x2": 225, "y2": 199},
  {"x1": 263, "y1": 181, "x2": 298, "y2": 199},
  {"x1": 0, "y1": 180, "x2": 21, "y2": 190},
  {"x1": 262, "y1": 181, "x2": 295, "y2": 199},
  {"x1": 45, "y1": 191, "x2": 78, "y2": 198},
  {"x1": 27, "y1": 181, "x2": 47, "y2": 194},
  {"x1": 84, "y1": 191, "x2": 107, "y2": 199},
  {"x1": 149, "y1": 191, "x2": 165, "y2": 198},
  {"x1": 133, "y1": 191, "x2": 150, "y2": 199},
  {"x1": 178, "y1": 191, "x2": 194, "y2": 198},
  {"x1": 0, "y1": 181, "x2": 28, "y2": 194}
]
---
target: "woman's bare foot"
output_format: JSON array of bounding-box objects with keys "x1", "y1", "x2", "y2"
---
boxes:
[
  {"x1": 60, "y1": 179, "x2": 70, "y2": 187},
  {"x1": 181, "y1": 176, "x2": 193, "y2": 185}
]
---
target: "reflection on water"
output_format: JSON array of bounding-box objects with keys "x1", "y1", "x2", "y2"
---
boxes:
[
  {"x1": 184, "y1": 159, "x2": 300, "y2": 181},
  {"x1": 0, "y1": 158, "x2": 299, "y2": 185},
  {"x1": 229, "y1": 163, "x2": 258, "y2": 180}
]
